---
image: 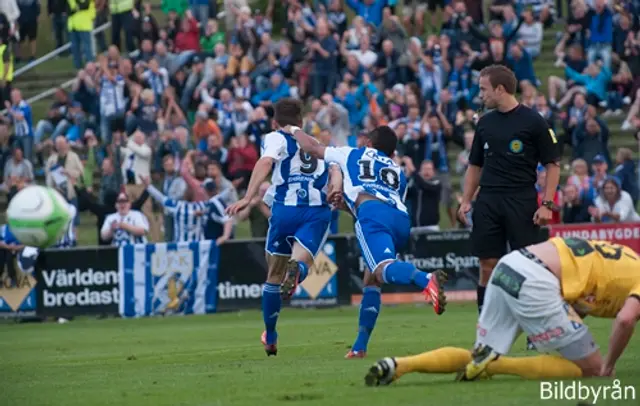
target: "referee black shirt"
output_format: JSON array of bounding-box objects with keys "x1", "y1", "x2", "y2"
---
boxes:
[{"x1": 469, "y1": 104, "x2": 560, "y2": 197}]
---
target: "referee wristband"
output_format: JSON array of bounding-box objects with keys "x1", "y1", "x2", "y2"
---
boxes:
[{"x1": 289, "y1": 126, "x2": 301, "y2": 134}]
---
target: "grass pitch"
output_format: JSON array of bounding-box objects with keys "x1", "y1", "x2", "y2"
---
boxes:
[{"x1": 1, "y1": 304, "x2": 638, "y2": 406}]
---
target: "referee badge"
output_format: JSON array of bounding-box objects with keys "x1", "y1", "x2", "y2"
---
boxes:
[{"x1": 509, "y1": 139, "x2": 523, "y2": 154}]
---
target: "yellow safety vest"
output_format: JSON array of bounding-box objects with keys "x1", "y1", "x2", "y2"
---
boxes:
[
  {"x1": 67, "y1": 0, "x2": 96, "y2": 32},
  {"x1": 109, "y1": 0, "x2": 134, "y2": 14},
  {"x1": 0, "y1": 45, "x2": 14, "y2": 83}
]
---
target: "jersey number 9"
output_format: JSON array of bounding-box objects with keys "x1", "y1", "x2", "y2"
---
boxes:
[
  {"x1": 357, "y1": 159, "x2": 400, "y2": 190},
  {"x1": 299, "y1": 150, "x2": 318, "y2": 174}
]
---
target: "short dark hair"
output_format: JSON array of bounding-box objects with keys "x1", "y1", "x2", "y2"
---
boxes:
[
  {"x1": 274, "y1": 98, "x2": 303, "y2": 127},
  {"x1": 480, "y1": 65, "x2": 517, "y2": 95},
  {"x1": 368, "y1": 126, "x2": 397, "y2": 157}
]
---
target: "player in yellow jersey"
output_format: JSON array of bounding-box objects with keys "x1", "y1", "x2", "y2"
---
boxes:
[{"x1": 365, "y1": 237, "x2": 640, "y2": 385}]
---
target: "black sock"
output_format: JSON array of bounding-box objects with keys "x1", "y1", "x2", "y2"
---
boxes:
[{"x1": 477, "y1": 285, "x2": 486, "y2": 314}]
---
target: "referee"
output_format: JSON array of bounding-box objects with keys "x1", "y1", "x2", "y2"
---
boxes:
[{"x1": 458, "y1": 65, "x2": 561, "y2": 314}]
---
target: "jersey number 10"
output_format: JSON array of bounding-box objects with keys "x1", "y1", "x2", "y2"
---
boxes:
[{"x1": 357, "y1": 159, "x2": 400, "y2": 190}]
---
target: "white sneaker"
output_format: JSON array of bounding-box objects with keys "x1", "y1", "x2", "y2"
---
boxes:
[
  {"x1": 623, "y1": 96, "x2": 631, "y2": 105},
  {"x1": 621, "y1": 120, "x2": 634, "y2": 131},
  {"x1": 602, "y1": 110, "x2": 613, "y2": 117},
  {"x1": 613, "y1": 109, "x2": 623, "y2": 116},
  {"x1": 599, "y1": 101, "x2": 608, "y2": 108}
]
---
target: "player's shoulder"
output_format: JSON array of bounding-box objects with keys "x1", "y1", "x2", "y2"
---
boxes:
[
  {"x1": 264, "y1": 129, "x2": 286, "y2": 141},
  {"x1": 514, "y1": 104, "x2": 549, "y2": 127}
]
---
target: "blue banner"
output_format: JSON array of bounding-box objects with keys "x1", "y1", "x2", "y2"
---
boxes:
[
  {"x1": 119, "y1": 241, "x2": 219, "y2": 317},
  {"x1": 0, "y1": 247, "x2": 39, "y2": 317}
]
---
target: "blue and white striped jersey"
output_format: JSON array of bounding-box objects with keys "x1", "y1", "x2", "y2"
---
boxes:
[
  {"x1": 163, "y1": 198, "x2": 209, "y2": 242},
  {"x1": 261, "y1": 129, "x2": 329, "y2": 207},
  {"x1": 100, "y1": 75, "x2": 127, "y2": 117},
  {"x1": 204, "y1": 196, "x2": 231, "y2": 240},
  {"x1": 324, "y1": 146, "x2": 408, "y2": 215},
  {"x1": 52, "y1": 204, "x2": 77, "y2": 248}
]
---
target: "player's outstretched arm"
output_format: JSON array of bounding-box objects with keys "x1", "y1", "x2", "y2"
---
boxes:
[
  {"x1": 287, "y1": 126, "x2": 326, "y2": 159},
  {"x1": 226, "y1": 157, "x2": 274, "y2": 215},
  {"x1": 602, "y1": 296, "x2": 640, "y2": 376},
  {"x1": 327, "y1": 164, "x2": 344, "y2": 206}
]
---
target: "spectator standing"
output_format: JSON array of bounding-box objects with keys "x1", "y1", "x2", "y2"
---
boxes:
[
  {"x1": 160, "y1": 154, "x2": 187, "y2": 242},
  {"x1": 105, "y1": 0, "x2": 136, "y2": 53},
  {"x1": 45, "y1": 135, "x2": 84, "y2": 204},
  {"x1": 119, "y1": 130, "x2": 158, "y2": 240},
  {"x1": 98, "y1": 59, "x2": 127, "y2": 143},
  {"x1": 310, "y1": 19, "x2": 338, "y2": 98},
  {"x1": 587, "y1": 0, "x2": 613, "y2": 68},
  {"x1": 0, "y1": 37, "x2": 13, "y2": 108},
  {"x1": 404, "y1": 157, "x2": 442, "y2": 231},
  {"x1": 48, "y1": 0, "x2": 69, "y2": 50},
  {"x1": 143, "y1": 175, "x2": 208, "y2": 242},
  {"x1": 518, "y1": 9, "x2": 543, "y2": 58},
  {"x1": 4, "y1": 89, "x2": 34, "y2": 162},
  {"x1": 66, "y1": 0, "x2": 97, "y2": 69},
  {"x1": 16, "y1": 0, "x2": 41, "y2": 63},
  {"x1": 189, "y1": 0, "x2": 209, "y2": 26}
]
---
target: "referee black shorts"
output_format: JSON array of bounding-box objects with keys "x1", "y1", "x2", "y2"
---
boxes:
[{"x1": 471, "y1": 191, "x2": 546, "y2": 260}]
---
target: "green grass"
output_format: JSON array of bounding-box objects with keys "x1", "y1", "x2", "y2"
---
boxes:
[{"x1": 1, "y1": 304, "x2": 638, "y2": 406}]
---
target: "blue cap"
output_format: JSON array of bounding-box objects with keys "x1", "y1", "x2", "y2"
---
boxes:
[
  {"x1": 202, "y1": 178, "x2": 216, "y2": 192},
  {"x1": 592, "y1": 154, "x2": 606, "y2": 164},
  {"x1": 537, "y1": 164, "x2": 545, "y2": 172}
]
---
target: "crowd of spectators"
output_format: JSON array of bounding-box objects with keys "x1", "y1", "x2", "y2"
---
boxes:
[{"x1": 0, "y1": 0, "x2": 639, "y2": 248}]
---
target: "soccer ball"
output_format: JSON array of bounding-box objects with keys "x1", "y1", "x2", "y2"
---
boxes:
[{"x1": 7, "y1": 185, "x2": 72, "y2": 248}]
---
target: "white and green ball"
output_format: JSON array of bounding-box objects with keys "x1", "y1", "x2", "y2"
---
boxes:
[{"x1": 7, "y1": 185, "x2": 72, "y2": 248}]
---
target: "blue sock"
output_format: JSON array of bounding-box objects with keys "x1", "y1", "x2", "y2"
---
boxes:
[
  {"x1": 297, "y1": 261, "x2": 309, "y2": 283},
  {"x1": 262, "y1": 283, "x2": 281, "y2": 345},
  {"x1": 352, "y1": 287, "x2": 381, "y2": 353},
  {"x1": 382, "y1": 261, "x2": 431, "y2": 289}
]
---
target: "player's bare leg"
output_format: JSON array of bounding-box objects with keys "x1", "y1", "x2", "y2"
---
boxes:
[
  {"x1": 280, "y1": 241, "x2": 314, "y2": 300},
  {"x1": 261, "y1": 254, "x2": 291, "y2": 356}
]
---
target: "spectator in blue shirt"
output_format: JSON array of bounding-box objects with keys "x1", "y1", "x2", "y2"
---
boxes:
[
  {"x1": 587, "y1": 0, "x2": 613, "y2": 68},
  {"x1": 507, "y1": 44, "x2": 536, "y2": 84},
  {"x1": 251, "y1": 71, "x2": 290, "y2": 106},
  {"x1": 345, "y1": 0, "x2": 386, "y2": 26},
  {"x1": 613, "y1": 147, "x2": 639, "y2": 206},
  {"x1": 310, "y1": 18, "x2": 338, "y2": 98}
]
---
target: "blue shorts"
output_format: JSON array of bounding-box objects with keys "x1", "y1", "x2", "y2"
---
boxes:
[
  {"x1": 266, "y1": 203, "x2": 332, "y2": 257},
  {"x1": 354, "y1": 200, "x2": 410, "y2": 271}
]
